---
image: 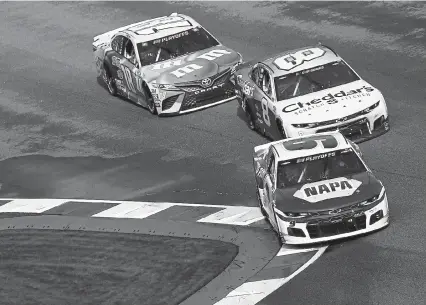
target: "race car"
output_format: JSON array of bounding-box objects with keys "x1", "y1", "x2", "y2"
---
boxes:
[
  {"x1": 253, "y1": 131, "x2": 389, "y2": 245},
  {"x1": 235, "y1": 44, "x2": 390, "y2": 143},
  {"x1": 93, "y1": 13, "x2": 242, "y2": 116}
]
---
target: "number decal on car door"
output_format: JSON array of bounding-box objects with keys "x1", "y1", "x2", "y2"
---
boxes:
[
  {"x1": 261, "y1": 97, "x2": 271, "y2": 126},
  {"x1": 121, "y1": 65, "x2": 136, "y2": 93}
]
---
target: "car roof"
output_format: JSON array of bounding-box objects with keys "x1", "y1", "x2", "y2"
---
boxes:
[
  {"x1": 261, "y1": 45, "x2": 342, "y2": 77},
  {"x1": 118, "y1": 13, "x2": 203, "y2": 44},
  {"x1": 271, "y1": 131, "x2": 352, "y2": 162}
]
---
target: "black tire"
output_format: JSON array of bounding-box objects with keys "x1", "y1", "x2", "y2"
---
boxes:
[
  {"x1": 242, "y1": 96, "x2": 255, "y2": 130},
  {"x1": 103, "y1": 64, "x2": 117, "y2": 96},
  {"x1": 256, "y1": 189, "x2": 267, "y2": 217},
  {"x1": 143, "y1": 83, "x2": 157, "y2": 115},
  {"x1": 276, "y1": 119, "x2": 287, "y2": 139}
]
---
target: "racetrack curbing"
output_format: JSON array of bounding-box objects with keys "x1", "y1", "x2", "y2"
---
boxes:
[
  {"x1": 0, "y1": 199, "x2": 326, "y2": 304},
  {"x1": 0, "y1": 214, "x2": 282, "y2": 304}
]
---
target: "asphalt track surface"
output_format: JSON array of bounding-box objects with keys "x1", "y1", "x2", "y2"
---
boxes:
[
  {"x1": 0, "y1": 230, "x2": 237, "y2": 305},
  {"x1": 0, "y1": 1, "x2": 425, "y2": 305}
]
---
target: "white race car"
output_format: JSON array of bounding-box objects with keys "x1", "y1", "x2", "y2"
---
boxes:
[
  {"x1": 253, "y1": 131, "x2": 389, "y2": 245},
  {"x1": 235, "y1": 44, "x2": 390, "y2": 143}
]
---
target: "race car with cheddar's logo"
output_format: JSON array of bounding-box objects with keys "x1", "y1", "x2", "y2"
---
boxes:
[
  {"x1": 253, "y1": 131, "x2": 389, "y2": 245},
  {"x1": 234, "y1": 44, "x2": 390, "y2": 143},
  {"x1": 93, "y1": 13, "x2": 242, "y2": 116}
]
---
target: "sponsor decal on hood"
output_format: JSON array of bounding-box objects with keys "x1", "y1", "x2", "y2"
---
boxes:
[
  {"x1": 141, "y1": 46, "x2": 240, "y2": 83},
  {"x1": 293, "y1": 177, "x2": 362, "y2": 203},
  {"x1": 282, "y1": 85, "x2": 375, "y2": 115}
]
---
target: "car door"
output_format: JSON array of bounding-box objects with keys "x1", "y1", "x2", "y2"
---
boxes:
[
  {"x1": 250, "y1": 64, "x2": 278, "y2": 137},
  {"x1": 108, "y1": 34, "x2": 126, "y2": 86},
  {"x1": 109, "y1": 35, "x2": 148, "y2": 106}
]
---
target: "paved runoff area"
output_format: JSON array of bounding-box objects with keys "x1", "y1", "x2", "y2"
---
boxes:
[{"x1": 0, "y1": 2, "x2": 425, "y2": 305}]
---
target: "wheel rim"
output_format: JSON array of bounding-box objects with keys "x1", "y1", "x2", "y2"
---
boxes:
[
  {"x1": 147, "y1": 97, "x2": 156, "y2": 113},
  {"x1": 256, "y1": 190, "x2": 267, "y2": 216},
  {"x1": 107, "y1": 78, "x2": 114, "y2": 94}
]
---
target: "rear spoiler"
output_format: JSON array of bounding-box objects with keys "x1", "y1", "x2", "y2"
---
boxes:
[{"x1": 92, "y1": 12, "x2": 182, "y2": 52}]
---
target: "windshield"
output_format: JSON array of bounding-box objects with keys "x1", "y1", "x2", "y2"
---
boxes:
[
  {"x1": 136, "y1": 27, "x2": 219, "y2": 66},
  {"x1": 274, "y1": 61, "x2": 360, "y2": 101},
  {"x1": 276, "y1": 149, "x2": 366, "y2": 188}
]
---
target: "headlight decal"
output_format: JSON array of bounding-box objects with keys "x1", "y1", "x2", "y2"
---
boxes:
[
  {"x1": 359, "y1": 187, "x2": 386, "y2": 206},
  {"x1": 362, "y1": 101, "x2": 380, "y2": 114}
]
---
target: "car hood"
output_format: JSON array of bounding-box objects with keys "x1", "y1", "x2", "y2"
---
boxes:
[
  {"x1": 274, "y1": 171, "x2": 383, "y2": 213},
  {"x1": 276, "y1": 80, "x2": 384, "y2": 123},
  {"x1": 139, "y1": 45, "x2": 241, "y2": 84}
]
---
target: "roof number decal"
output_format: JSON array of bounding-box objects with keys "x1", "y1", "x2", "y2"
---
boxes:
[
  {"x1": 128, "y1": 16, "x2": 191, "y2": 35},
  {"x1": 282, "y1": 134, "x2": 338, "y2": 151},
  {"x1": 273, "y1": 47, "x2": 326, "y2": 71}
]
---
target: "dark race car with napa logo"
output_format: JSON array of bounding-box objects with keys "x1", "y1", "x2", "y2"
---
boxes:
[
  {"x1": 93, "y1": 13, "x2": 242, "y2": 116},
  {"x1": 253, "y1": 131, "x2": 389, "y2": 245}
]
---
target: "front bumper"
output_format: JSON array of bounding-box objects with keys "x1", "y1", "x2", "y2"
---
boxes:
[
  {"x1": 316, "y1": 116, "x2": 390, "y2": 144},
  {"x1": 153, "y1": 70, "x2": 237, "y2": 116},
  {"x1": 284, "y1": 109, "x2": 390, "y2": 143},
  {"x1": 276, "y1": 195, "x2": 389, "y2": 245}
]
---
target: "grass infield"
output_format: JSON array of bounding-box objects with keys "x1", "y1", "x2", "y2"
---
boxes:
[{"x1": 0, "y1": 230, "x2": 239, "y2": 305}]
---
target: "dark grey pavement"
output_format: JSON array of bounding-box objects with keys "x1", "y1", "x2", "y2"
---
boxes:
[{"x1": 0, "y1": 1, "x2": 425, "y2": 305}]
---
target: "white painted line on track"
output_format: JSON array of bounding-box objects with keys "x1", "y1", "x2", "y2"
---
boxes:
[
  {"x1": 0, "y1": 198, "x2": 260, "y2": 209},
  {"x1": 276, "y1": 246, "x2": 320, "y2": 256},
  {"x1": 213, "y1": 246, "x2": 328, "y2": 305},
  {"x1": 0, "y1": 199, "x2": 69, "y2": 213},
  {"x1": 197, "y1": 206, "x2": 265, "y2": 226},
  {"x1": 92, "y1": 202, "x2": 175, "y2": 219},
  {"x1": 0, "y1": 198, "x2": 265, "y2": 226}
]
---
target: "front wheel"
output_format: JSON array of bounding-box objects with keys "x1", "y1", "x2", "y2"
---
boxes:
[
  {"x1": 276, "y1": 119, "x2": 287, "y2": 139},
  {"x1": 256, "y1": 189, "x2": 268, "y2": 217},
  {"x1": 103, "y1": 65, "x2": 117, "y2": 96},
  {"x1": 143, "y1": 84, "x2": 157, "y2": 115}
]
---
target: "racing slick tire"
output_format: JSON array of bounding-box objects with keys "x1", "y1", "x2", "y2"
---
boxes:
[
  {"x1": 143, "y1": 83, "x2": 157, "y2": 115},
  {"x1": 242, "y1": 95, "x2": 255, "y2": 130},
  {"x1": 276, "y1": 119, "x2": 287, "y2": 139},
  {"x1": 103, "y1": 64, "x2": 118, "y2": 97},
  {"x1": 256, "y1": 189, "x2": 267, "y2": 217}
]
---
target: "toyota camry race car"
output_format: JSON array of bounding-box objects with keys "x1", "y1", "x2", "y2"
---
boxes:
[
  {"x1": 93, "y1": 13, "x2": 242, "y2": 116},
  {"x1": 235, "y1": 44, "x2": 390, "y2": 143},
  {"x1": 253, "y1": 131, "x2": 389, "y2": 245}
]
